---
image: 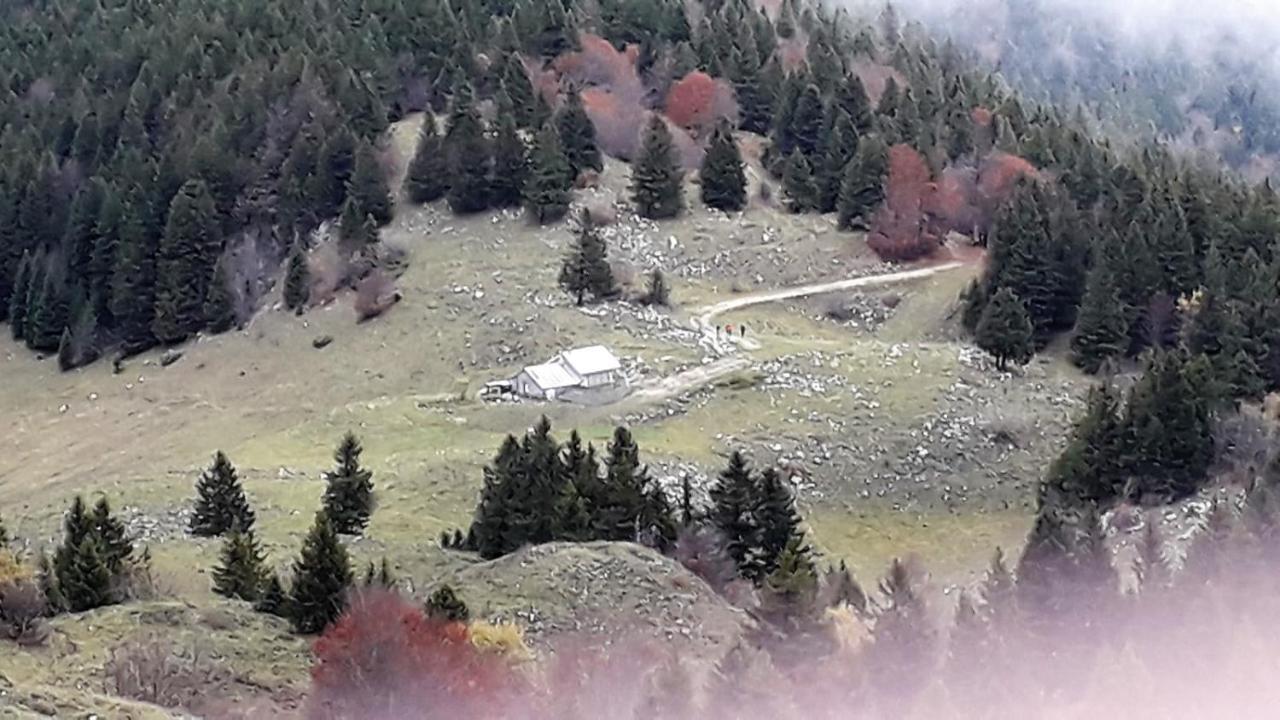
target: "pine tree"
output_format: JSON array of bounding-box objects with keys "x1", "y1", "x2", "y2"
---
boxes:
[
  {"x1": 425, "y1": 584, "x2": 471, "y2": 622},
  {"x1": 524, "y1": 123, "x2": 573, "y2": 224},
  {"x1": 405, "y1": 116, "x2": 449, "y2": 204},
  {"x1": 975, "y1": 287, "x2": 1035, "y2": 371},
  {"x1": 204, "y1": 259, "x2": 237, "y2": 333},
  {"x1": 52, "y1": 496, "x2": 120, "y2": 613},
  {"x1": 288, "y1": 512, "x2": 353, "y2": 634},
  {"x1": 490, "y1": 91, "x2": 530, "y2": 209},
  {"x1": 7, "y1": 252, "x2": 31, "y2": 340},
  {"x1": 643, "y1": 269, "x2": 671, "y2": 307},
  {"x1": 710, "y1": 451, "x2": 761, "y2": 580},
  {"x1": 759, "y1": 535, "x2": 820, "y2": 632},
  {"x1": 190, "y1": 451, "x2": 256, "y2": 537},
  {"x1": 631, "y1": 115, "x2": 685, "y2": 220},
  {"x1": 153, "y1": 180, "x2": 220, "y2": 345},
  {"x1": 753, "y1": 469, "x2": 803, "y2": 581},
  {"x1": 90, "y1": 498, "x2": 132, "y2": 574},
  {"x1": 27, "y1": 268, "x2": 70, "y2": 353},
  {"x1": 254, "y1": 572, "x2": 290, "y2": 618},
  {"x1": 444, "y1": 85, "x2": 493, "y2": 214},
  {"x1": 700, "y1": 124, "x2": 747, "y2": 212},
  {"x1": 57, "y1": 327, "x2": 77, "y2": 372},
  {"x1": 729, "y1": 45, "x2": 771, "y2": 135},
  {"x1": 58, "y1": 536, "x2": 113, "y2": 613},
  {"x1": 502, "y1": 53, "x2": 540, "y2": 129},
  {"x1": 347, "y1": 140, "x2": 394, "y2": 226},
  {"x1": 816, "y1": 110, "x2": 858, "y2": 213},
  {"x1": 595, "y1": 426, "x2": 674, "y2": 545},
  {"x1": 837, "y1": 135, "x2": 888, "y2": 230},
  {"x1": 469, "y1": 434, "x2": 525, "y2": 559},
  {"x1": 556, "y1": 89, "x2": 603, "y2": 180},
  {"x1": 1042, "y1": 385, "x2": 1125, "y2": 507},
  {"x1": 212, "y1": 527, "x2": 268, "y2": 601},
  {"x1": 322, "y1": 433, "x2": 376, "y2": 536},
  {"x1": 782, "y1": 150, "x2": 818, "y2": 213},
  {"x1": 1071, "y1": 263, "x2": 1129, "y2": 373},
  {"x1": 1122, "y1": 351, "x2": 1215, "y2": 498},
  {"x1": 558, "y1": 213, "x2": 617, "y2": 305},
  {"x1": 283, "y1": 240, "x2": 310, "y2": 313}
]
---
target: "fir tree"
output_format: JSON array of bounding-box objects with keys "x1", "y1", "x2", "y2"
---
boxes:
[
  {"x1": 52, "y1": 496, "x2": 120, "y2": 613},
  {"x1": 57, "y1": 328, "x2": 77, "y2": 372},
  {"x1": 405, "y1": 116, "x2": 450, "y2": 204},
  {"x1": 759, "y1": 535, "x2": 820, "y2": 633},
  {"x1": 556, "y1": 89, "x2": 603, "y2": 179},
  {"x1": 27, "y1": 268, "x2": 70, "y2": 352},
  {"x1": 596, "y1": 426, "x2": 674, "y2": 545},
  {"x1": 753, "y1": 469, "x2": 803, "y2": 581},
  {"x1": 502, "y1": 53, "x2": 541, "y2": 129},
  {"x1": 190, "y1": 451, "x2": 256, "y2": 537},
  {"x1": 782, "y1": 150, "x2": 818, "y2": 213},
  {"x1": 730, "y1": 45, "x2": 771, "y2": 135},
  {"x1": 524, "y1": 124, "x2": 573, "y2": 224},
  {"x1": 837, "y1": 135, "x2": 888, "y2": 230},
  {"x1": 204, "y1": 259, "x2": 237, "y2": 333},
  {"x1": 90, "y1": 498, "x2": 132, "y2": 574},
  {"x1": 321, "y1": 433, "x2": 376, "y2": 536},
  {"x1": 288, "y1": 512, "x2": 353, "y2": 634},
  {"x1": 254, "y1": 572, "x2": 290, "y2": 618},
  {"x1": 710, "y1": 451, "x2": 761, "y2": 580},
  {"x1": 631, "y1": 115, "x2": 685, "y2": 219},
  {"x1": 816, "y1": 110, "x2": 859, "y2": 213},
  {"x1": 283, "y1": 240, "x2": 310, "y2": 313},
  {"x1": 558, "y1": 213, "x2": 618, "y2": 305},
  {"x1": 444, "y1": 84, "x2": 493, "y2": 214},
  {"x1": 1042, "y1": 385, "x2": 1125, "y2": 507},
  {"x1": 153, "y1": 180, "x2": 220, "y2": 344},
  {"x1": 58, "y1": 536, "x2": 113, "y2": 613},
  {"x1": 212, "y1": 528, "x2": 268, "y2": 601},
  {"x1": 347, "y1": 140, "x2": 394, "y2": 226},
  {"x1": 7, "y1": 253, "x2": 31, "y2": 340},
  {"x1": 490, "y1": 93, "x2": 530, "y2": 208},
  {"x1": 975, "y1": 287, "x2": 1035, "y2": 371},
  {"x1": 643, "y1": 269, "x2": 671, "y2": 307},
  {"x1": 700, "y1": 124, "x2": 747, "y2": 212},
  {"x1": 425, "y1": 584, "x2": 471, "y2": 622},
  {"x1": 1071, "y1": 263, "x2": 1129, "y2": 373},
  {"x1": 1122, "y1": 351, "x2": 1215, "y2": 498}
]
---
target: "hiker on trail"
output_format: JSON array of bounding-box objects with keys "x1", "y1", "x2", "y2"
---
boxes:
[
  {"x1": 715, "y1": 325, "x2": 722, "y2": 338},
  {"x1": 725, "y1": 323, "x2": 734, "y2": 337},
  {"x1": 740, "y1": 324, "x2": 747, "y2": 338}
]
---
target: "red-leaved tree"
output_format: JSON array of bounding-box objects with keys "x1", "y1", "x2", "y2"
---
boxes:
[
  {"x1": 868, "y1": 144, "x2": 941, "y2": 261},
  {"x1": 664, "y1": 71, "x2": 738, "y2": 139},
  {"x1": 307, "y1": 590, "x2": 524, "y2": 720}
]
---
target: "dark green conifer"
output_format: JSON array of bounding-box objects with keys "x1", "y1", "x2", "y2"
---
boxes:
[
  {"x1": 558, "y1": 213, "x2": 618, "y2": 305},
  {"x1": 153, "y1": 180, "x2": 220, "y2": 345},
  {"x1": 710, "y1": 451, "x2": 760, "y2": 579},
  {"x1": 90, "y1": 498, "x2": 132, "y2": 574},
  {"x1": 347, "y1": 140, "x2": 394, "y2": 226},
  {"x1": 204, "y1": 260, "x2": 237, "y2": 333},
  {"x1": 288, "y1": 512, "x2": 353, "y2": 634},
  {"x1": 283, "y1": 240, "x2": 310, "y2": 313},
  {"x1": 425, "y1": 584, "x2": 471, "y2": 622},
  {"x1": 502, "y1": 54, "x2": 540, "y2": 128},
  {"x1": 321, "y1": 433, "x2": 376, "y2": 536},
  {"x1": 1071, "y1": 263, "x2": 1129, "y2": 373},
  {"x1": 490, "y1": 92, "x2": 530, "y2": 209},
  {"x1": 700, "y1": 124, "x2": 747, "y2": 212},
  {"x1": 782, "y1": 151, "x2": 818, "y2": 213},
  {"x1": 1122, "y1": 351, "x2": 1215, "y2": 498},
  {"x1": 524, "y1": 124, "x2": 574, "y2": 224},
  {"x1": 556, "y1": 89, "x2": 603, "y2": 180},
  {"x1": 759, "y1": 534, "x2": 820, "y2": 632},
  {"x1": 212, "y1": 528, "x2": 268, "y2": 602},
  {"x1": 190, "y1": 451, "x2": 256, "y2": 538},
  {"x1": 631, "y1": 115, "x2": 685, "y2": 220},
  {"x1": 110, "y1": 199, "x2": 157, "y2": 352},
  {"x1": 58, "y1": 536, "x2": 113, "y2": 613},
  {"x1": 729, "y1": 46, "x2": 771, "y2": 135},
  {"x1": 975, "y1": 287, "x2": 1035, "y2": 371},
  {"x1": 444, "y1": 85, "x2": 493, "y2": 215},
  {"x1": 753, "y1": 468, "x2": 803, "y2": 581},
  {"x1": 254, "y1": 572, "x2": 290, "y2": 618},
  {"x1": 837, "y1": 135, "x2": 888, "y2": 230},
  {"x1": 405, "y1": 116, "x2": 449, "y2": 204}
]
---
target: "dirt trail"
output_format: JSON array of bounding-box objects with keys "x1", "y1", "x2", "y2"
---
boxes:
[{"x1": 627, "y1": 261, "x2": 969, "y2": 401}]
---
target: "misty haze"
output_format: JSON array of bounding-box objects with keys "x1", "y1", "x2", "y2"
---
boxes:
[{"x1": 2, "y1": 0, "x2": 1279, "y2": 718}]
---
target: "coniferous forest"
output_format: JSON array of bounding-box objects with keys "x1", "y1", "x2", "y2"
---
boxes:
[{"x1": 4, "y1": 0, "x2": 1280, "y2": 717}]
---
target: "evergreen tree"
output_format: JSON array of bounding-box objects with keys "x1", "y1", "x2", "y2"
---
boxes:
[
  {"x1": 1122, "y1": 351, "x2": 1215, "y2": 498},
  {"x1": 58, "y1": 536, "x2": 113, "y2": 613},
  {"x1": 752, "y1": 468, "x2": 803, "y2": 581},
  {"x1": 759, "y1": 535, "x2": 820, "y2": 632},
  {"x1": 595, "y1": 426, "x2": 674, "y2": 545},
  {"x1": 700, "y1": 124, "x2": 747, "y2": 212},
  {"x1": 57, "y1": 328, "x2": 77, "y2": 372},
  {"x1": 837, "y1": 135, "x2": 888, "y2": 230},
  {"x1": 26, "y1": 267, "x2": 71, "y2": 353},
  {"x1": 975, "y1": 287, "x2": 1035, "y2": 371},
  {"x1": 643, "y1": 269, "x2": 671, "y2": 307},
  {"x1": 90, "y1": 498, "x2": 132, "y2": 574},
  {"x1": 444, "y1": 85, "x2": 493, "y2": 214},
  {"x1": 558, "y1": 213, "x2": 618, "y2": 305},
  {"x1": 502, "y1": 53, "x2": 541, "y2": 129},
  {"x1": 288, "y1": 512, "x2": 353, "y2": 634},
  {"x1": 283, "y1": 240, "x2": 310, "y2": 313},
  {"x1": 254, "y1": 572, "x2": 290, "y2": 618},
  {"x1": 556, "y1": 89, "x2": 603, "y2": 179},
  {"x1": 469, "y1": 434, "x2": 526, "y2": 559},
  {"x1": 153, "y1": 180, "x2": 220, "y2": 344},
  {"x1": 212, "y1": 527, "x2": 268, "y2": 601},
  {"x1": 52, "y1": 496, "x2": 122, "y2": 613},
  {"x1": 1042, "y1": 385, "x2": 1125, "y2": 507},
  {"x1": 203, "y1": 259, "x2": 237, "y2": 333},
  {"x1": 730, "y1": 45, "x2": 771, "y2": 135},
  {"x1": 7, "y1": 253, "x2": 31, "y2": 340},
  {"x1": 321, "y1": 433, "x2": 376, "y2": 536},
  {"x1": 631, "y1": 115, "x2": 685, "y2": 219},
  {"x1": 490, "y1": 93, "x2": 530, "y2": 209},
  {"x1": 710, "y1": 451, "x2": 761, "y2": 580},
  {"x1": 524, "y1": 124, "x2": 574, "y2": 224},
  {"x1": 347, "y1": 140, "x2": 394, "y2": 226},
  {"x1": 405, "y1": 116, "x2": 449, "y2": 204},
  {"x1": 816, "y1": 110, "x2": 859, "y2": 213},
  {"x1": 1071, "y1": 263, "x2": 1129, "y2": 373},
  {"x1": 425, "y1": 584, "x2": 471, "y2": 622},
  {"x1": 190, "y1": 451, "x2": 256, "y2": 537},
  {"x1": 110, "y1": 198, "x2": 158, "y2": 352},
  {"x1": 837, "y1": 73, "x2": 875, "y2": 135},
  {"x1": 782, "y1": 150, "x2": 818, "y2": 213}
]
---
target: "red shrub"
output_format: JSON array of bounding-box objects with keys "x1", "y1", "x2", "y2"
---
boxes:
[
  {"x1": 308, "y1": 590, "x2": 524, "y2": 720},
  {"x1": 868, "y1": 145, "x2": 942, "y2": 261},
  {"x1": 976, "y1": 152, "x2": 1040, "y2": 227},
  {"x1": 664, "y1": 72, "x2": 738, "y2": 138}
]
